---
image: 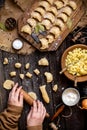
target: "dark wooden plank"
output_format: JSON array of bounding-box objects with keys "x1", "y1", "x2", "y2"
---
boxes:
[{"x1": 0, "y1": 50, "x2": 7, "y2": 112}]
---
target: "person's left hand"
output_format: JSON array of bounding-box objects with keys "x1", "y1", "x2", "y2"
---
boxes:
[{"x1": 8, "y1": 83, "x2": 23, "y2": 107}]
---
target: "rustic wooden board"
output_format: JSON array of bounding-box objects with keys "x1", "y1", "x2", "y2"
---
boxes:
[
  {"x1": 18, "y1": 0, "x2": 85, "y2": 52},
  {"x1": 0, "y1": 34, "x2": 87, "y2": 130}
]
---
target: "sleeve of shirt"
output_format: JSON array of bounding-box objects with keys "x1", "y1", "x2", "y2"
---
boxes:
[
  {"x1": 27, "y1": 125, "x2": 42, "y2": 130},
  {"x1": 0, "y1": 104, "x2": 23, "y2": 130}
]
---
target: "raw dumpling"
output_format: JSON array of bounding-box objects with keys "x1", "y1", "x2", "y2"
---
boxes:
[
  {"x1": 35, "y1": 7, "x2": 46, "y2": 16},
  {"x1": 47, "y1": 34, "x2": 54, "y2": 43},
  {"x1": 47, "y1": 7, "x2": 58, "y2": 16},
  {"x1": 62, "y1": 0, "x2": 68, "y2": 5},
  {"x1": 21, "y1": 24, "x2": 32, "y2": 35},
  {"x1": 46, "y1": 0, "x2": 54, "y2": 5},
  {"x1": 55, "y1": 19, "x2": 65, "y2": 30},
  {"x1": 63, "y1": 6, "x2": 73, "y2": 16},
  {"x1": 69, "y1": 1, "x2": 77, "y2": 10},
  {"x1": 41, "y1": 19, "x2": 51, "y2": 30},
  {"x1": 57, "y1": 13, "x2": 68, "y2": 22},
  {"x1": 38, "y1": 1, "x2": 50, "y2": 11},
  {"x1": 27, "y1": 18, "x2": 37, "y2": 28},
  {"x1": 44, "y1": 13, "x2": 55, "y2": 23},
  {"x1": 38, "y1": 57, "x2": 49, "y2": 66},
  {"x1": 54, "y1": 1, "x2": 64, "y2": 9},
  {"x1": 49, "y1": 26, "x2": 60, "y2": 38},
  {"x1": 44, "y1": 72, "x2": 53, "y2": 83},
  {"x1": 40, "y1": 38, "x2": 49, "y2": 50},
  {"x1": 31, "y1": 12, "x2": 42, "y2": 22}
]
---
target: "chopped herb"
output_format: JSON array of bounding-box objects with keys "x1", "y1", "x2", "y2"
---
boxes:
[
  {"x1": 35, "y1": 23, "x2": 45, "y2": 34},
  {"x1": 0, "y1": 22, "x2": 7, "y2": 31}
]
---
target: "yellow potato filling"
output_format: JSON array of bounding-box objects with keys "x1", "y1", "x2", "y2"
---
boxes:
[{"x1": 65, "y1": 48, "x2": 87, "y2": 76}]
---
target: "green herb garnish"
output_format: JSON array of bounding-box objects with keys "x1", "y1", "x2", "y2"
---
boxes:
[
  {"x1": 0, "y1": 22, "x2": 7, "y2": 31},
  {"x1": 35, "y1": 23, "x2": 45, "y2": 34}
]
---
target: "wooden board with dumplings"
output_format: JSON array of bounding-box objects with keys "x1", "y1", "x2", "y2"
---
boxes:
[{"x1": 18, "y1": 0, "x2": 85, "y2": 51}]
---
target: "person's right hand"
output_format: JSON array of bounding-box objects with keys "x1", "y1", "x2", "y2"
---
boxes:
[{"x1": 27, "y1": 100, "x2": 46, "y2": 127}]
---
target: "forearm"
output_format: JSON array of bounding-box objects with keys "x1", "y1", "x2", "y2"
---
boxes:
[
  {"x1": 0, "y1": 104, "x2": 23, "y2": 130},
  {"x1": 27, "y1": 125, "x2": 42, "y2": 130}
]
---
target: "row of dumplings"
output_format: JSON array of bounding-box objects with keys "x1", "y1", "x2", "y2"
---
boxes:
[
  {"x1": 21, "y1": 0, "x2": 77, "y2": 32},
  {"x1": 21, "y1": 0, "x2": 77, "y2": 49}
]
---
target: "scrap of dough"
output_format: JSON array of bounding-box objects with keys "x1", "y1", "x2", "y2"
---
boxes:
[
  {"x1": 39, "y1": 85, "x2": 50, "y2": 103},
  {"x1": 3, "y1": 58, "x2": 9, "y2": 65},
  {"x1": 10, "y1": 71, "x2": 16, "y2": 77},
  {"x1": 19, "y1": 74, "x2": 24, "y2": 79},
  {"x1": 15, "y1": 63, "x2": 22, "y2": 68},
  {"x1": 25, "y1": 63, "x2": 30, "y2": 69},
  {"x1": 53, "y1": 84, "x2": 58, "y2": 92},
  {"x1": 38, "y1": 58, "x2": 49, "y2": 66},
  {"x1": 44, "y1": 72, "x2": 53, "y2": 83},
  {"x1": 3, "y1": 80, "x2": 14, "y2": 90},
  {"x1": 34, "y1": 69, "x2": 40, "y2": 75},
  {"x1": 26, "y1": 72, "x2": 32, "y2": 78},
  {"x1": 28, "y1": 92, "x2": 37, "y2": 100}
]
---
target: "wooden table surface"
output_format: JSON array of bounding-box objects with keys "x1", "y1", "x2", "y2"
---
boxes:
[{"x1": 0, "y1": 32, "x2": 87, "y2": 130}]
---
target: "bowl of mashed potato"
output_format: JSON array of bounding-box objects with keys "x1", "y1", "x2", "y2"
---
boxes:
[{"x1": 61, "y1": 44, "x2": 87, "y2": 82}]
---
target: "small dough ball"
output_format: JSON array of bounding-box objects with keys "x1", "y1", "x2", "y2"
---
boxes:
[
  {"x1": 38, "y1": 58, "x2": 49, "y2": 66},
  {"x1": 25, "y1": 63, "x2": 30, "y2": 69},
  {"x1": 10, "y1": 71, "x2": 16, "y2": 77},
  {"x1": 19, "y1": 74, "x2": 24, "y2": 79},
  {"x1": 15, "y1": 63, "x2": 22, "y2": 68},
  {"x1": 3, "y1": 58, "x2": 9, "y2": 65},
  {"x1": 3, "y1": 80, "x2": 14, "y2": 90},
  {"x1": 26, "y1": 72, "x2": 32, "y2": 78},
  {"x1": 53, "y1": 84, "x2": 58, "y2": 92},
  {"x1": 34, "y1": 69, "x2": 40, "y2": 75},
  {"x1": 44, "y1": 72, "x2": 53, "y2": 83},
  {"x1": 28, "y1": 92, "x2": 37, "y2": 100}
]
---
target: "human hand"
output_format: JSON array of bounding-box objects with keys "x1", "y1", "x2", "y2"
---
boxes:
[
  {"x1": 27, "y1": 100, "x2": 46, "y2": 127},
  {"x1": 8, "y1": 83, "x2": 23, "y2": 107}
]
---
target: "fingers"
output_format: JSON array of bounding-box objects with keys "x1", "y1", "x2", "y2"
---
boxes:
[
  {"x1": 37, "y1": 100, "x2": 46, "y2": 119},
  {"x1": 15, "y1": 86, "x2": 22, "y2": 99},
  {"x1": 42, "y1": 106, "x2": 46, "y2": 120},
  {"x1": 19, "y1": 91, "x2": 23, "y2": 105},
  {"x1": 11, "y1": 82, "x2": 18, "y2": 95},
  {"x1": 37, "y1": 100, "x2": 43, "y2": 113},
  {"x1": 10, "y1": 83, "x2": 23, "y2": 101},
  {"x1": 32, "y1": 100, "x2": 38, "y2": 113},
  {"x1": 27, "y1": 107, "x2": 33, "y2": 120}
]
